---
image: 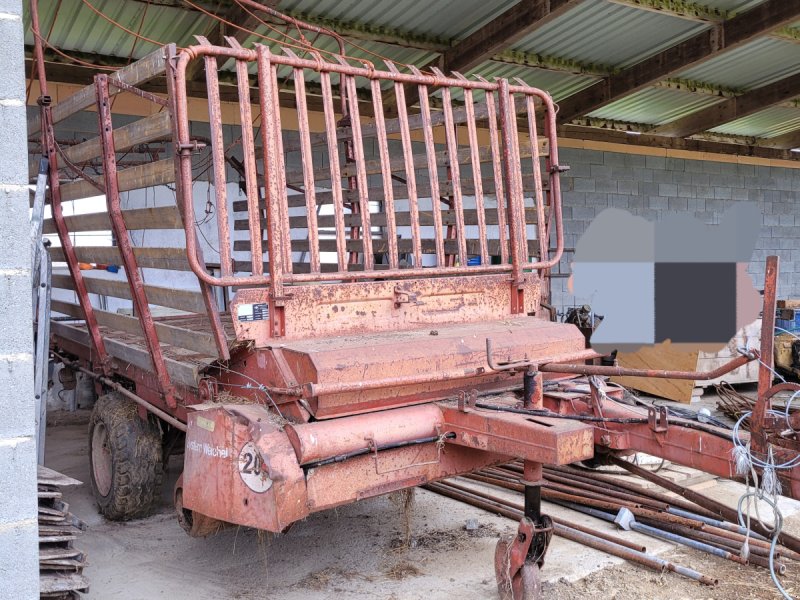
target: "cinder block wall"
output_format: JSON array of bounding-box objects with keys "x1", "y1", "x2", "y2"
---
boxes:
[
  {"x1": 0, "y1": 0, "x2": 39, "y2": 597},
  {"x1": 552, "y1": 147, "x2": 800, "y2": 312}
]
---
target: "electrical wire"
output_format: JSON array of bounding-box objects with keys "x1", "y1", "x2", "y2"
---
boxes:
[{"x1": 79, "y1": 0, "x2": 169, "y2": 47}]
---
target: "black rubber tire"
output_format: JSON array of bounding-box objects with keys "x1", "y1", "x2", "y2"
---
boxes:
[{"x1": 88, "y1": 392, "x2": 164, "y2": 520}]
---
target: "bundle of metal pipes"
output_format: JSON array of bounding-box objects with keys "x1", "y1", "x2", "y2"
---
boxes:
[{"x1": 424, "y1": 455, "x2": 800, "y2": 586}]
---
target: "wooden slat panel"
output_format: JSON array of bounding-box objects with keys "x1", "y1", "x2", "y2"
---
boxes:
[
  {"x1": 66, "y1": 112, "x2": 172, "y2": 165},
  {"x1": 60, "y1": 159, "x2": 174, "y2": 202},
  {"x1": 51, "y1": 300, "x2": 216, "y2": 356},
  {"x1": 28, "y1": 47, "x2": 168, "y2": 137},
  {"x1": 49, "y1": 246, "x2": 190, "y2": 271},
  {"x1": 50, "y1": 321, "x2": 205, "y2": 387},
  {"x1": 43, "y1": 206, "x2": 183, "y2": 234},
  {"x1": 52, "y1": 274, "x2": 206, "y2": 314},
  {"x1": 234, "y1": 206, "x2": 544, "y2": 230},
  {"x1": 234, "y1": 237, "x2": 540, "y2": 257}
]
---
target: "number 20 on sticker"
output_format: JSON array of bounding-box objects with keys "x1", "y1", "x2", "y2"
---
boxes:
[{"x1": 238, "y1": 441, "x2": 272, "y2": 493}]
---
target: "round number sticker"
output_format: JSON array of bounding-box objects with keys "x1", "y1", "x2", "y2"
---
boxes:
[{"x1": 238, "y1": 442, "x2": 272, "y2": 493}]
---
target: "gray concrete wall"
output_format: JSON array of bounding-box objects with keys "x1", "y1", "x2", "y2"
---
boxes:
[
  {"x1": 0, "y1": 1, "x2": 40, "y2": 598},
  {"x1": 553, "y1": 147, "x2": 800, "y2": 312}
]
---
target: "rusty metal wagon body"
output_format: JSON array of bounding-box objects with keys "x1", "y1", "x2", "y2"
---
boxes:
[{"x1": 30, "y1": 9, "x2": 800, "y2": 596}]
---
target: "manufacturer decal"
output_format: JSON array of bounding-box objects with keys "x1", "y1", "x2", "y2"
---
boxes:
[{"x1": 237, "y1": 302, "x2": 268, "y2": 322}]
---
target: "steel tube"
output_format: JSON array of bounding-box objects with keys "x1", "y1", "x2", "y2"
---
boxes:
[
  {"x1": 292, "y1": 64, "x2": 321, "y2": 273},
  {"x1": 95, "y1": 74, "x2": 176, "y2": 408},
  {"x1": 425, "y1": 482, "x2": 716, "y2": 586},
  {"x1": 369, "y1": 79, "x2": 399, "y2": 270},
  {"x1": 440, "y1": 85, "x2": 468, "y2": 266},
  {"x1": 202, "y1": 53, "x2": 232, "y2": 278},
  {"x1": 607, "y1": 454, "x2": 800, "y2": 554},
  {"x1": 344, "y1": 74, "x2": 374, "y2": 269},
  {"x1": 461, "y1": 87, "x2": 489, "y2": 264},
  {"x1": 753, "y1": 255, "x2": 779, "y2": 452},
  {"x1": 539, "y1": 353, "x2": 755, "y2": 380},
  {"x1": 321, "y1": 71, "x2": 348, "y2": 272},
  {"x1": 284, "y1": 404, "x2": 442, "y2": 465},
  {"x1": 54, "y1": 353, "x2": 186, "y2": 432},
  {"x1": 443, "y1": 478, "x2": 648, "y2": 553},
  {"x1": 416, "y1": 81, "x2": 446, "y2": 266}
]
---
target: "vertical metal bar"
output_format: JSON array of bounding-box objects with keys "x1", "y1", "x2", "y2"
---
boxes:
[
  {"x1": 227, "y1": 42, "x2": 264, "y2": 276},
  {"x1": 34, "y1": 250, "x2": 51, "y2": 463},
  {"x1": 370, "y1": 78, "x2": 399, "y2": 270},
  {"x1": 320, "y1": 71, "x2": 348, "y2": 272},
  {"x1": 344, "y1": 74, "x2": 374, "y2": 269},
  {"x1": 752, "y1": 255, "x2": 779, "y2": 453},
  {"x1": 166, "y1": 44, "x2": 229, "y2": 360},
  {"x1": 417, "y1": 83, "x2": 445, "y2": 266},
  {"x1": 506, "y1": 92, "x2": 528, "y2": 265},
  {"x1": 270, "y1": 62, "x2": 292, "y2": 272},
  {"x1": 201, "y1": 52, "x2": 232, "y2": 277},
  {"x1": 440, "y1": 85, "x2": 468, "y2": 267},
  {"x1": 497, "y1": 79, "x2": 524, "y2": 298},
  {"x1": 257, "y1": 45, "x2": 286, "y2": 336},
  {"x1": 483, "y1": 86, "x2": 508, "y2": 265},
  {"x1": 525, "y1": 94, "x2": 548, "y2": 264},
  {"x1": 292, "y1": 65, "x2": 321, "y2": 273},
  {"x1": 95, "y1": 75, "x2": 176, "y2": 408},
  {"x1": 42, "y1": 114, "x2": 111, "y2": 372},
  {"x1": 387, "y1": 65, "x2": 422, "y2": 268},
  {"x1": 462, "y1": 88, "x2": 489, "y2": 265}
]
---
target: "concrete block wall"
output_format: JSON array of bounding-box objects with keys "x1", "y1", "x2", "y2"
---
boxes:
[
  {"x1": 552, "y1": 147, "x2": 800, "y2": 312},
  {"x1": 0, "y1": 1, "x2": 39, "y2": 598}
]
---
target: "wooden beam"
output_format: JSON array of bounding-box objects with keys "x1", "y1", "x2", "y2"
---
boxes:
[
  {"x1": 27, "y1": 45, "x2": 169, "y2": 136},
  {"x1": 757, "y1": 129, "x2": 800, "y2": 150},
  {"x1": 49, "y1": 246, "x2": 190, "y2": 271},
  {"x1": 556, "y1": 0, "x2": 800, "y2": 122},
  {"x1": 441, "y1": 0, "x2": 586, "y2": 73},
  {"x1": 59, "y1": 158, "x2": 174, "y2": 202},
  {"x1": 559, "y1": 124, "x2": 800, "y2": 160},
  {"x1": 50, "y1": 321, "x2": 206, "y2": 387},
  {"x1": 51, "y1": 300, "x2": 216, "y2": 356},
  {"x1": 652, "y1": 72, "x2": 800, "y2": 137},
  {"x1": 389, "y1": 0, "x2": 585, "y2": 113},
  {"x1": 52, "y1": 274, "x2": 207, "y2": 314},
  {"x1": 43, "y1": 206, "x2": 182, "y2": 234}
]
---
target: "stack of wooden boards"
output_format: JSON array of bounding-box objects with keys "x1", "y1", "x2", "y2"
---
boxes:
[{"x1": 38, "y1": 466, "x2": 88, "y2": 599}]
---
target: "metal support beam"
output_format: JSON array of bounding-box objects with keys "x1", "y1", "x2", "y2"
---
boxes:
[
  {"x1": 556, "y1": 0, "x2": 800, "y2": 122},
  {"x1": 653, "y1": 71, "x2": 800, "y2": 137}
]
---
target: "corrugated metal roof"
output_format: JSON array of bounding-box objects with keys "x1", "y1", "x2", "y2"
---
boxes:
[
  {"x1": 677, "y1": 37, "x2": 800, "y2": 90},
  {"x1": 698, "y1": 0, "x2": 766, "y2": 13},
  {"x1": 465, "y1": 61, "x2": 600, "y2": 103},
  {"x1": 23, "y1": 0, "x2": 207, "y2": 60},
  {"x1": 276, "y1": 0, "x2": 519, "y2": 40},
  {"x1": 512, "y1": 0, "x2": 708, "y2": 69},
  {"x1": 710, "y1": 105, "x2": 800, "y2": 138},
  {"x1": 588, "y1": 86, "x2": 723, "y2": 125}
]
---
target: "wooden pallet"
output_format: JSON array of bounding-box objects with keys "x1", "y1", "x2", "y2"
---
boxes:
[{"x1": 38, "y1": 466, "x2": 88, "y2": 599}]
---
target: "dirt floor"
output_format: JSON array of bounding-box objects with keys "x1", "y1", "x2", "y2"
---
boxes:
[{"x1": 45, "y1": 407, "x2": 800, "y2": 600}]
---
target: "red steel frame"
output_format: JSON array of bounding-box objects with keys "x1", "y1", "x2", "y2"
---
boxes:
[{"x1": 32, "y1": 9, "x2": 800, "y2": 595}]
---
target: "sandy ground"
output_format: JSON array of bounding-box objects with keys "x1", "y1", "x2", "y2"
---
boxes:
[{"x1": 45, "y1": 410, "x2": 800, "y2": 600}]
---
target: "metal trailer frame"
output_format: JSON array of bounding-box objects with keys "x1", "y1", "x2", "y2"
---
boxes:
[{"x1": 29, "y1": 4, "x2": 800, "y2": 597}]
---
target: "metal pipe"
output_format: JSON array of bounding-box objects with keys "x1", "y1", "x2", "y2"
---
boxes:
[
  {"x1": 442, "y1": 478, "x2": 647, "y2": 552},
  {"x1": 543, "y1": 465, "x2": 721, "y2": 520},
  {"x1": 607, "y1": 454, "x2": 800, "y2": 554},
  {"x1": 425, "y1": 482, "x2": 716, "y2": 586},
  {"x1": 53, "y1": 352, "x2": 187, "y2": 432},
  {"x1": 538, "y1": 353, "x2": 755, "y2": 380},
  {"x1": 558, "y1": 501, "x2": 747, "y2": 565}
]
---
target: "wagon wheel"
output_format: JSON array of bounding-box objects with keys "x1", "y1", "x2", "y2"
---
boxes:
[
  {"x1": 494, "y1": 519, "x2": 543, "y2": 600},
  {"x1": 89, "y1": 392, "x2": 163, "y2": 520}
]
